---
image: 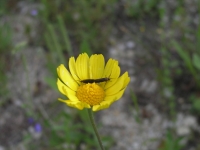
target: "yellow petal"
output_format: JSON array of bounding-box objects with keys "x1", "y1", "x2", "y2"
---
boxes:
[
  {"x1": 62, "y1": 86, "x2": 80, "y2": 102},
  {"x1": 93, "y1": 88, "x2": 126, "y2": 111},
  {"x1": 89, "y1": 54, "x2": 105, "y2": 79},
  {"x1": 75, "y1": 53, "x2": 89, "y2": 80},
  {"x1": 80, "y1": 102, "x2": 91, "y2": 108},
  {"x1": 58, "y1": 98, "x2": 91, "y2": 110},
  {"x1": 110, "y1": 62, "x2": 120, "y2": 78},
  {"x1": 67, "y1": 101, "x2": 90, "y2": 110},
  {"x1": 123, "y1": 73, "x2": 130, "y2": 88},
  {"x1": 57, "y1": 78, "x2": 67, "y2": 95},
  {"x1": 92, "y1": 101, "x2": 112, "y2": 111},
  {"x1": 58, "y1": 98, "x2": 70, "y2": 103},
  {"x1": 69, "y1": 56, "x2": 80, "y2": 81},
  {"x1": 57, "y1": 64, "x2": 78, "y2": 91},
  {"x1": 58, "y1": 98, "x2": 84, "y2": 110},
  {"x1": 57, "y1": 79, "x2": 77, "y2": 98},
  {"x1": 104, "y1": 88, "x2": 126, "y2": 103},
  {"x1": 104, "y1": 62, "x2": 120, "y2": 89},
  {"x1": 103, "y1": 59, "x2": 118, "y2": 77},
  {"x1": 62, "y1": 86, "x2": 76, "y2": 98},
  {"x1": 105, "y1": 72, "x2": 128, "y2": 95}
]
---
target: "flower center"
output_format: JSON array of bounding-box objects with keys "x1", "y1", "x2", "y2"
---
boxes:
[{"x1": 76, "y1": 83, "x2": 105, "y2": 106}]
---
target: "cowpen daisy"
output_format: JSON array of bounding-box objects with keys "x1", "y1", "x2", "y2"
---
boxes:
[{"x1": 57, "y1": 53, "x2": 130, "y2": 111}]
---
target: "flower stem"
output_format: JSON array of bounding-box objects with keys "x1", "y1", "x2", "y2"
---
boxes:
[{"x1": 87, "y1": 109, "x2": 105, "y2": 150}]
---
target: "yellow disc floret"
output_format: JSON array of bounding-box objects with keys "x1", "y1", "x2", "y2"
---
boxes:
[{"x1": 76, "y1": 83, "x2": 105, "y2": 106}]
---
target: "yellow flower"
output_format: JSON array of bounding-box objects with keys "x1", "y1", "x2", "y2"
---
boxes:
[{"x1": 57, "y1": 53, "x2": 130, "y2": 111}]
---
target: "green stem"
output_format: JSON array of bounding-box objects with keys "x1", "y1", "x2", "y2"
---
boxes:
[{"x1": 87, "y1": 109, "x2": 105, "y2": 150}]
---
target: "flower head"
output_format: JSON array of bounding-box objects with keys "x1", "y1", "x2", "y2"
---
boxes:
[{"x1": 57, "y1": 53, "x2": 130, "y2": 111}]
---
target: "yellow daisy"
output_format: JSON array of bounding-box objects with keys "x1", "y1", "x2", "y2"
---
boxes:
[{"x1": 57, "y1": 53, "x2": 130, "y2": 111}]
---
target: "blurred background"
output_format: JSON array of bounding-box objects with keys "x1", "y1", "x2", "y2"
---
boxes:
[{"x1": 0, "y1": 0, "x2": 200, "y2": 150}]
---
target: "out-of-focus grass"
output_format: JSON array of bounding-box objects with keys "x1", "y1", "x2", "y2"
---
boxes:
[
  {"x1": 1, "y1": 0, "x2": 200, "y2": 149},
  {"x1": 40, "y1": 0, "x2": 117, "y2": 54},
  {"x1": 155, "y1": 2, "x2": 200, "y2": 148},
  {"x1": 0, "y1": 22, "x2": 12, "y2": 106},
  {"x1": 156, "y1": 47, "x2": 177, "y2": 119},
  {"x1": 156, "y1": 0, "x2": 200, "y2": 111},
  {"x1": 0, "y1": 0, "x2": 8, "y2": 16},
  {"x1": 125, "y1": 0, "x2": 161, "y2": 18},
  {"x1": 130, "y1": 91, "x2": 141, "y2": 123},
  {"x1": 158, "y1": 130, "x2": 184, "y2": 150}
]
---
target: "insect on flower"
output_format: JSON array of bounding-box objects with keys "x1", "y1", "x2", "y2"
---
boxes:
[
  {"x1": 57, "y1": 53, "x2": 130, "y2": 111},
  {"x1": 80, "y1": 77, "x2": 111, "y2": 83}
]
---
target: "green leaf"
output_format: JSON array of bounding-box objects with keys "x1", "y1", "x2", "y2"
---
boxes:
[
  {"x1": 57, "y1": 15, "x2": 73, "y2": 56},
  {"x1": 11, "y1": 41, "x2": 28, "y2": 54},
  {"x1": 192, "y1": 98, "x2": 200, "y2": 111},
  {"x1": 197, "y1": 24, "x2": 200, "y2": 52},
  {"x1": 192, "y1": 53, "x2": 200, "y2": 70},
  {"x1": 80, "y1": 39, "x2": 92, "y2": 55},
  {"x1": 44, "y1": 77, "x2": 57, "y2": 90},
  {"x1": 172, "y1": 40, "x2": 197, "y2": 77}
]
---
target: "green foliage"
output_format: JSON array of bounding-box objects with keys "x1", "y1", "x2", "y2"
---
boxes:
[
  {"x1": 192, "y1": 98, "x2": 200, "y2": 114},
  {"x1": 80, "y1": 39, "x2": 92, "y2": 55},
  {"x1": 171, "y1": 38, "x2": 200, "y2": 88},
  {"x1": 197, "y1": 23, "x2": 200, "y2": 50},
  {"x1": 42, "y1": 109, "x2": 109, "y2": 150},
  {"x1": 159, "y1": 130, "x2": 184, "y2": 150},
  {"x1": 157, "y1": 0, "x2": 200, "y2": 121},
  {"x1": 130, "y1": 91, "x2": 141, "y2": 123},
  {"x1": 0, "y1": 23, "x2": 12, "y2": 52},
  {"x1": 40, "y1": 0, "x2": 116, "y2": 54},
  {"x1": 43, "y1": 15, "x2": 72, "y2": 89},
  {"x1": 172, "y1": 41, "x2": 199, "y2": 81},
  {"x1": 192, "y1": 53, "x2": 200, "y2": 70},
  {"x1": 190, "y1": 95, "x2": 200, "y2": 115},
  {"x1": 45, "y1": 21, "x2": 67, "y2": 65},
  {"x1": 57, "y1": 15, "x2": 73, "y2": 56},
  {"x1": 0, "y1": 23, "x2": 13, "y2": 105},
  {"x1": 156, "y1": 47, "x2": 178, "y2": 118},
  {"x1": 157, "y1": 0, "x2": 200, "y2": 90},
  {"x1": 22, "y1": 108, "x2": 109, "y2": 150},
  {"x1": 125, "y1": 0, "x2": 161, "y2": 18},
  {"x1": 0, "y1": 0, "x2": 8, "y2": 16}
]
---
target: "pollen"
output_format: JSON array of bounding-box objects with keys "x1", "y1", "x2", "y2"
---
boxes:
[{"x1": 76, "y1": 83, "x2": 105, "y2": 106}]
